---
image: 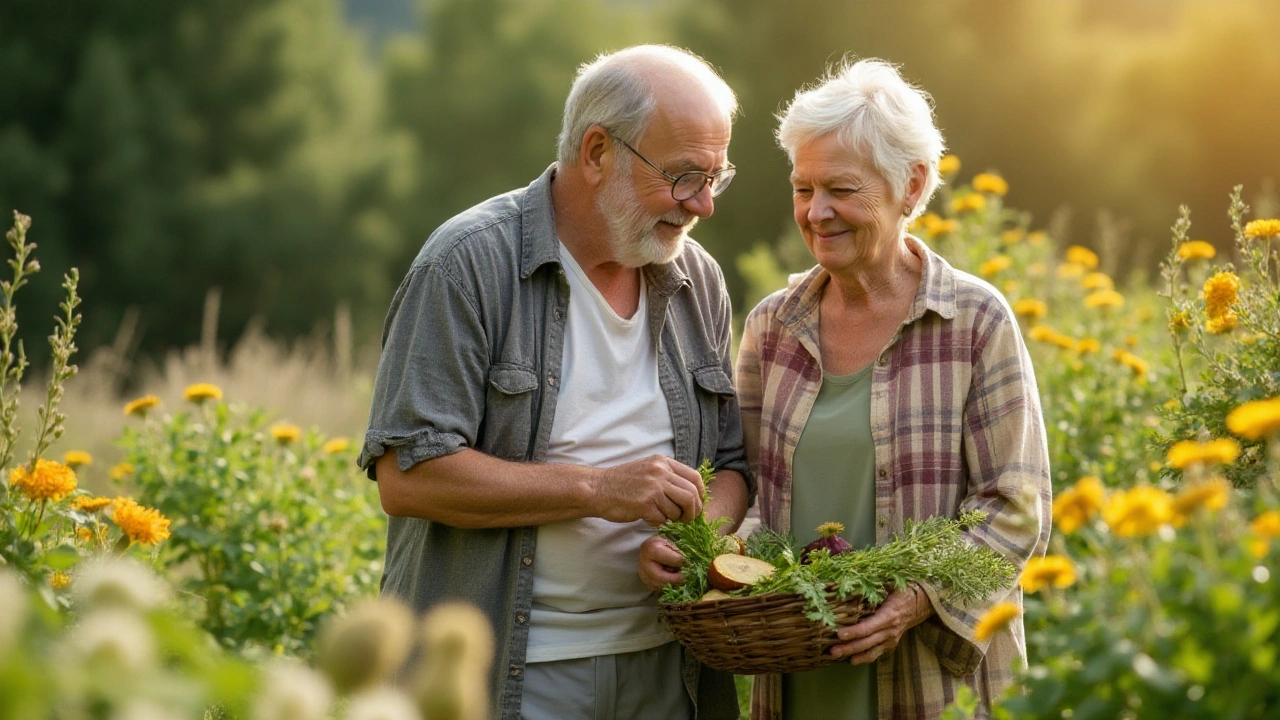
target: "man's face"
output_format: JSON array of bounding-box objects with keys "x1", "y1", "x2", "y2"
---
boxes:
[{"x1": 596, "y1": 150, "x2": 696, "y2": 268}]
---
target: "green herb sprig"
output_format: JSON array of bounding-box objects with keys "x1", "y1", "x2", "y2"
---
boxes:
[{"x1": 657, "y1": 460, "x2": 730, "y2": 604}]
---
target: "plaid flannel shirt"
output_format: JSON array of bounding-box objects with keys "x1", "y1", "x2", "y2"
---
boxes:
[{"x1": 736, "y1": 237, "x2": 1052, "y2": 720}]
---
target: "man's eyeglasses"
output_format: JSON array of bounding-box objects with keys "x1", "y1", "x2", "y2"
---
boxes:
[{"x1": 610, "y1": 134, "x2": 736, "y2": 202}]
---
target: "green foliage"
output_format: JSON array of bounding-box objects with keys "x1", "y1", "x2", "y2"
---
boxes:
[
  {"x1": 657, "y1": 460, "x2": 731, "y2": 604},
  {"x1": 118, "y1": 399, "x2": 385, "y2": 655},
  {"x1": 1157, "y1": 188, "x2": 1280, "y2": 487},
  {"x1": 1003, "y1": 479, "x2": 1280, "y2": 719}
]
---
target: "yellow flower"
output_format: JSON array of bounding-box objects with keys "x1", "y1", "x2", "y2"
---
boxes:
[
  {"x1": 1168, "y1": 311, "x2": 1192, "y2": 332},
  {"x1": 972, "y1": 173, "x2": 1009, "y2": 196},
  {"x1": 1176, "y1": 240, "x2": 1216, "y2": 260},
  {"x1": 1075, "y1": 338, "x2": 1101, "y2": 356},
  {"x1": 8, "y1": 460, "x2": 77, "y2": 503},
  {"x1": 1206, "y1": 312, "x2": 1238, "y2": 334},
  {"x1": 183, "y1": 383, "x2": 223, "y2": 403},
  {"x1": 63, "y1": 450, "x2": 93, "y2": 468},
  {"x1": 76, "y1": 526, "x2": 95, "y2": 543},
  {"x1": 1226, "y1": 397, "x2": 1280, "y2": 441},
  {"x1": 1243, "y1": 218, "x2": 1280, "y2": 240},
  {"x1": 1084, "y1": 290, "x2": 1125, "y2": 310},
  {"x1": 270, "y1": 423, "x2": 302, "y2": 445},
  {"x1": 51, "y1": 572, "x2": 71, "y2": 590},
  {"x1": 1103, "y1": 486, "x2": 1173, "y2": 537},
  {"x1": 70, "y1": 496, "x2": 114, "y2": 513},
  {"x1": 1112, "y1": 350, "x2": 1149, "y2": 377},
  {"x1": 1013, "y1": 299, "x2": 1047, "y2": 319},
  {"x1": 1019, "y1": 555, "x2": 1077, "y2": 593},
  {"x1": 1172, "y1": 477, "x2": 1231, "y2": 522},
  {"x1": 1056, "y1": 262, "x2": 1086, "y2": 279},
  {"x1": 1252, "y1": 511, "x2": 1280, "y2": 539},
  {"x1": 1065, "y1": 245, "x2": 1100, "y2": 269},
  {"x1": 322, "y1": 438, "x2": 351, "y2": 455},
  {"x1": 1166, "y1": 438, "x2": 1241, "y2": 470},
  {"x1": 951, "y1": 193, "x2": 987, "y2": 213},
  {"x1": 1001, "y1": 229, "x2": 1025, "y2": 245},
  {"x1": 974, "y1": 601, "x2": 1020, "y2": 641},
  {"x1": 1052, "y1": 476, "x2": 1106, "y2": 534},
  {"x1": 1027, "y1": 231, "x2": 1048, "y2": 245},
  {"x1": 110, "y1": 498, "x2": 172, "y2": 545},
  {"x1": 123, "y1": 395, "x2": 160, "y2": 417},
  {"x1": 1081, "y1": 272, "x2": 1114, "y2": 291},
  {"x1": 1202, "y1": 271, "x2": 1239, "y2": 319},
  {"x1": 938, "y1": 154, "x2": 961, "y2": 177},
  {"x1": 1027, "y1": 325, "x2": 1075, "y2": 350},
  {"x1": 109, "y1": 462, "x2": 135, "y2": 482},
  {"x1": 978, "y1": 255, "x2": 1012, "y2": 278}
]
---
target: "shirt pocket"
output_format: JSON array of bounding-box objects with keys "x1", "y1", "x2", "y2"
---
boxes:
[
  {"x1": 483, "y1": 363, "x2": 539, "y2": 460},
  {"x1": 690, "y1": 364, "x2": 735, "y2": 464}
]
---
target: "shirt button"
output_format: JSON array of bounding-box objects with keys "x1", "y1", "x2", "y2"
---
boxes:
[
  {"x1": 554, "y1": 309, "x2": 563, "y2": 320},
  {"x1": 878, "y1": 356, "x2": 888, "y2": 367},
  {"x1": 878, "y1": 468, "x2": 888, "y2": 478},
  {"x1": 516, "y1": 613, "x2": 527, "y2": 624},
  {"x1": 521, "y1": 556, "x2": 533, "y2": 566},
  {"x1": 509, "y1": 666, "x2": 522, "y2": 677},
  {"x1": 547, "y1": 375, "x2": 558, "y2": 387}
]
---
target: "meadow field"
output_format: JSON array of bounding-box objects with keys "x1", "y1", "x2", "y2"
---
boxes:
[{"x1": 4, "y1": 162, "x2": 1280, "y2": 718}]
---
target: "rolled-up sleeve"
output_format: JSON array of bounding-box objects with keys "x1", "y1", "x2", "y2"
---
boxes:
[{"x1": 358, "y1": 262, "x2": 490, "y2": 478}]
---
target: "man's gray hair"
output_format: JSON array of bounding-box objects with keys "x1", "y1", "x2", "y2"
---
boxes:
[
  {"x1": 557, "y1": 45, "x2": 738, "y2": 165},
  {"x1": 777, "y1": 58, "x2": 945, "y2": 221}
]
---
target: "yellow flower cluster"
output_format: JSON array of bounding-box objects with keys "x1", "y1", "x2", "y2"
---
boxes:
[
  {"x1": 1168, "y1": 310, "x2": 1192, "y2": 333},
  {"x1": 1013, "y1": 299, "x2": 1047, "y2": 319},
  {"x1": 123, "y1": 394, "x2": 160, "y2": 417},
  {"x1": 978, "y1": 255, "x2": 1012, "y2": 278},
  {"x1": 69, "y1": 495, "x2": 114, "y2": 513},
  {"x1": 1019, "y1": 555, "x2": 1076, "y2": 593},
  {"x1": 1028, "y1": 325, "x2": 1076, "y2": 350},
  {"x1": 938, "y1": 155, "x2": 961, "y2": 177},
  {"x1": 1166, "y1": 438, "x2": 1241, "y2": 469},
  {"x1": 322, "y1": 437, "x2": 351, "y2": 455},
  {"x1": 1081, "y1": 272, "x2": 1113, "y2": 291},
  {"x1": 109, "y1": 462, "x2": 135, "y2": 482},
  {"x1": 1052, "y1": 476, "x2": 1105, "y2": 534},
  {"x1": 1102, "y1": 485, "x2": 1172, "y2": 537},
  {"x1": 1176, "y1": 240, "x2": 1216, "y2": 260},
  {"x1": 270, "y1": 422, "x2": 302, "y2": 445},
  {"x1": 63, "y1": 450, "x2": 92, "y2": 468},
  {"x1": 974, "y1": 601, "x2": 1020, "y2": 641},
  {"x1": 51, "y1": 572, "x2": 71, "y2": 590},
  {"x1": 1202, "y1": 270, "x2": 1239, "y2": 334},
  {"x1": 1226, "y1": 397, "x2": 1280, "y2": 441},
  {"x1": 1250, "y1": 511, "x2": 1280, "y2": 557},
  {"x1": 1065, "y1": 245, "x2": 1100, "y2": 269},
  {"x1": 1243, "y1": 218, "x2": 1280, "y2": 239},
  {"x1": 915, "y1": 213, "x2": 959, "y2": 237},
  {"x1": 1001, "y1": 229, "x2": 1025, "y2": 245},
  {"x1": 8, "y1": 460, "x2": 77, "y2": 503},
  {"x1": 1056, "y1": 262, "x2": 1086, "y2": 279},
  {"x1": 1084, "y1": 289, "x2": 1124, "y2": 310},
  {"x1": 972, "y1": 173, "x2": 1009, "y2": 196},
  {"x1": 1112, "y1": 349, "x2": 1149, "y2": 377},
  {"x1": 111, "y1": 497, "x2": 172, "y2": 545},
  {"x1": 1171, "y1": 477, "x2": 1231, "y2": 524},
  {"x1": 183, "y1": 383, "x2": 223, "y2": 403},
  {"x1": 951, "y1": 193, "x2": 987, "y2": 214},
  {"x1": 1075, "y1": 338, "x2": 1101, "y2": 355}
]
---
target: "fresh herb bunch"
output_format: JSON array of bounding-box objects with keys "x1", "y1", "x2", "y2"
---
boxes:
[
  {"x1": 657, "y1": 460, "x2": 729, "y2": 603},
  {"x1": 662, "y1": 505, "x2": 1016, "y2": 628}
]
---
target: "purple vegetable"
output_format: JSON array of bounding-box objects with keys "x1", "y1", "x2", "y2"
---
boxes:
[{"x1": 800, "y1": 522, "x2": 853, "y2": 564}]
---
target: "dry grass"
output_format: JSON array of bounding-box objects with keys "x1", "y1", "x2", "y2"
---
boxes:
[{"x1": 17, "y1": 293, "x2": 378, "y2": 494}]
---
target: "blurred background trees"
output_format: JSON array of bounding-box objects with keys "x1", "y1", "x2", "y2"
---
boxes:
[{"x1": 2, "y1": 0, "x2": 1277, "y2": 363}]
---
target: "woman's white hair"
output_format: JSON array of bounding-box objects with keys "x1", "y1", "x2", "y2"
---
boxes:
[
  {"x1": 777, "y1": 58, "x2": 945, "y2": 221},
  {"x1": 557, "y1": 45, "x2": 738, "y2": 165}
]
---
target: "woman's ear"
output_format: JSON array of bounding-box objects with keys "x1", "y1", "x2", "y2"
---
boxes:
[{"x1": 904, "y1": 161, "x2": 929, "y2": 212}]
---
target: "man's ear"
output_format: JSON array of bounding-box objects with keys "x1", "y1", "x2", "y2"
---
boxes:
[{"x1": 580, "y1": 125, "x2": 611, "y2": 187}]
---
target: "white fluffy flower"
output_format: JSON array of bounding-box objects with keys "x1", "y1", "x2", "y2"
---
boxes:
[
  {"x1": 253, "y1": 662, "x2": 334, "y2": 720},
  {"x1": 0, "y1": 570, "x2": 28, "y2": 651},
  {"x1": 346, "y1": 687, "x2": 421, "y2": 720},
  {"x1": 73, "y1": 609, "x2": 156, "y2": 674},
  {"x1": 74, "y1": 557, "x2": 170, "y2": 611}
]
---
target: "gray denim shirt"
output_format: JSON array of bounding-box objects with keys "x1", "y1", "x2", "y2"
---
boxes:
[{"x1": 359, "y1": 164, "x2": 753, "y2": 720}]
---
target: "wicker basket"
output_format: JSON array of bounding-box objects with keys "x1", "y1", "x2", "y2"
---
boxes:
[{"x1": 659, "y1": 589, "x2": 874, "y2": 675}]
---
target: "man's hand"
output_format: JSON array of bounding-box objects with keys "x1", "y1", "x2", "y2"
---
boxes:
[
  {"x1": 591, "y1": 455, "x2": 705, "y2": 526},
  {"x1": 828, "y1": 584, "x2": 933, "y2": 665},
  {"x1": 638, "y1": 535, "x2": 686, "y2": 592}
]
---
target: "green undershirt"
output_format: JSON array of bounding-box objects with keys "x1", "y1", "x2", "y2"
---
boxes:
[{"x1": 783, "y1": 363, "x2": 878, "y2": 720}]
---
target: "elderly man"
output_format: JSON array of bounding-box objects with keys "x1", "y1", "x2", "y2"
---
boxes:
[{"x1": 359, "y1": 45, "x2": 752, "y2": 720}]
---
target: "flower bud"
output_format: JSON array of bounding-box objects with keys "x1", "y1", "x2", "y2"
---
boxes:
[{"x1": 316, "y1": 597, "x2": 414, "y2": 694}]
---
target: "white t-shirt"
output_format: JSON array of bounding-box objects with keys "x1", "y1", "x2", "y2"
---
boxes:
[{"x1": 526, "y1": 244, "x2": 677, "y2": 663}]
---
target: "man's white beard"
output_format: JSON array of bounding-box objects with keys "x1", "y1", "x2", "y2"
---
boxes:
[{"x1": 596, "y1": 159, "x2": 696, "y2": 268}]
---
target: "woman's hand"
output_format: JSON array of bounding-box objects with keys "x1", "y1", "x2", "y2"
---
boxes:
[
  {"x1": 638, "y1": 535, "x2": 686, "y2": 592},
  {"x1": 828, "y1": 584, "x2": 934, "y2": 665}
]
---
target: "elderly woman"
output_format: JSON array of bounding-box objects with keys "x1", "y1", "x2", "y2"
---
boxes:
[{"x1": 735, "y1": 59, "x2": 1052, "y2": 719}]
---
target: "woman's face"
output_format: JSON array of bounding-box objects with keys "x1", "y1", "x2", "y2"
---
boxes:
[{"x1": 790, "y1": 133, "x2": 904, "y2": 272}]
